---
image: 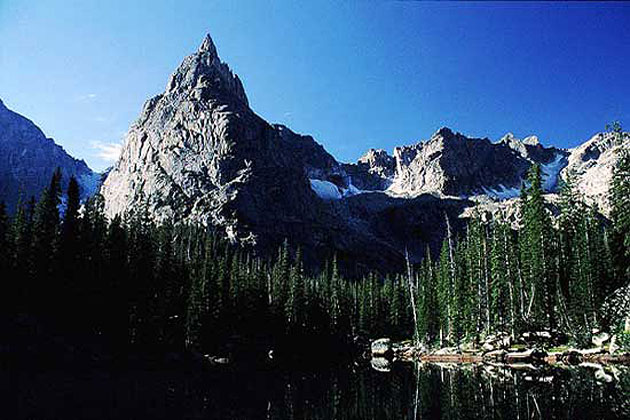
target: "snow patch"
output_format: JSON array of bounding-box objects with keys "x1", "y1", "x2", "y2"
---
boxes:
[
  {"x1": 310, "y1": 178, "x2": 369, "y2": 200},
  {"x1": 482, "y1": 184, "x2": 521, "y2": 200},
  {"x1": 343, "y1": 181, "x2": 363, "y2": 197},
  {"x1": 541, "y1": 153, "x2": 567, "y2": 191},
  {"x1": 310, "y1": 179, "x2": 342, "y2": 200},
  {"x1": 79, "y1": 172, "x2": 102, "y2": 199}
]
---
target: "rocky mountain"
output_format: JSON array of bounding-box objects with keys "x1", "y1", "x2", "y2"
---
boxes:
[
  {"x1": 562, "y1": 131, "x2": 627, "y2": 215},
  {"x1": 0, "y1": 99, "x2": 99, "y2": 213},
  {"x1": 342, "y1": 129, "x2": 566, "y2": 200},
  {"x1": 101, "y1": 34, "x2": 627, "y2": 272}
]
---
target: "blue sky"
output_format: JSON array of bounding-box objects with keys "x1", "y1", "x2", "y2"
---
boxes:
[{"x1": 1, "y1": 1, "x2": 629, "y2": 172}]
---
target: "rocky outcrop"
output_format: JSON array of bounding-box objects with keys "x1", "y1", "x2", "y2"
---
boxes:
[
  {"x1": 387, "y1": 128, "x2": 561, "y2": 197},
  {"x1": 341, "y1": 129, "x2": 575, "y2": 202},
  {"x1": 343, "y1": 148, "x2": 395, "y2": 191},
  {"x1": 563, "y1": 131, "x2": 629, "y2": 215},
  {"x1": 0, "y1": 99, "x2": 99, "y2": 213}
]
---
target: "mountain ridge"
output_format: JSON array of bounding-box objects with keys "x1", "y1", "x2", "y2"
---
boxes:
[{"x1": 0, "y1": 99, "x2": 100, "y2": 213}]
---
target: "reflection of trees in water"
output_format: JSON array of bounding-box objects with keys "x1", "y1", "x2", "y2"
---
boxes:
[
  {"x1": 175, "y1": 364, "x2": 627, "y2": 419},
  {"x1": 11, "y1": 365, "x2": 629, "y2": 419},
  {"x1": 254, "y1": 364, "x2": 628, "y2": 420}
]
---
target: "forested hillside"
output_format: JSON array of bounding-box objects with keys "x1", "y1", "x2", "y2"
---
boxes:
[{"x1": 1, "y1": 127, "x2": 628, "y2": 361}]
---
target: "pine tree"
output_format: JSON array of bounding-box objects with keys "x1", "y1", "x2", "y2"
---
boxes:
[
  {"x1": 329, "y1": 255, "x2": 341, "y2": 333},
  {"x1": 155, "y1": 218, "x2": 183, "y2": 348},
  {"x1": 0, "y1": 202, "x2": 11, "y2": 312},
  {"x1": 126, "y1": 197, "x2": 157, "y2": 346},
  {"x1": 608, "y1": 122, "x2": 630, "y2": 285},
  {"x1": 286, "y1": 247, "x2": 305, "y2": 330},
  {"x1": 437, "y1": 239, "x2": 452, "y2": 345},
  {"x1": 489, "y1": 219, "x2": 509, "y2": 335},
  {"x1": 185, "y1": 249, "x2": 209, "y2": 351},
  {"x1": 557, "y1": 171, "x2": 589, "y2": 336},
  {"x1": 30, "y1": 169, "x2": 62, "y2": 313},
  {"x1": 10, "y1": 197, "x2": 34, "y2": 311},
  {"x1": 58, "y1": 176, "x2": 81, "y2": 323},
  {"x1": 105, "y1": 214, "x2": 130, "y2": 349},
  {"x1": 519, "y1": 163, "x2": 556, "y2": 331},
  {"x1": 418, "y1": 248, "x2": 438, "y2": 345},
  {"x1": 557, "y1": 171, "x2": 583, "y2": 302}
]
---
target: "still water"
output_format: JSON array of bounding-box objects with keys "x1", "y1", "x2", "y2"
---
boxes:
[{"x1": 8, "y1": 362, "x2": 629, "y2": 419}]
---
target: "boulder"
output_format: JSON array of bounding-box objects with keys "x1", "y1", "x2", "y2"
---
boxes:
[
  {"x1": 609, "y1": 335, "x2": 619, "y2": 354},
  {"x1": 483, "y1": 349, "x2": 507, "y2": 363},
  {"x1": 505, "y1": 348, "x2": 547, "y2": 365},
  {"x1": 594, "y1": 369, "x2": 614, "y2": 383},
  {"x1": 370, "y1": 357, "x2": 391, "y2": 372},
  {"x1": 521, "y1": 331, "x2": 552, "y2": 342},
  {"x1": 481, "y1": 332, "x2": 511, "y2": 351},
  {"x1": 434, "y1": 346, "x2": 459, "y2": 355},
  {"x1": 592, "y1": 332, "x2": 610, "y2": 347},
  {"x1": 371, "y1": 338, "x2": 392, "y2": 357},
  {"x1": 482, "y1": 342, "x2": 495, "y2": 352}
]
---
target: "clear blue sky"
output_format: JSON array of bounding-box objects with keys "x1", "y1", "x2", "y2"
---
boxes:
[{"x1": 1, "y1": 1, "x2": 629, "y2": 172}]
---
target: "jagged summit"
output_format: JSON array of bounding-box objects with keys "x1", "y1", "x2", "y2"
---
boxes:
[
  {"x1": 499, "y1": 132, "x2": 516, "y2": 143},
  {"x1": 523, "y1": 135, "x2": 540, "y2": 146},
  {"x1": 198, "y1": 33, "x2": 218, "y2": 55},
  {"x1": 164, "y1": 33, "x2": 248, "y2": 105},
  {"x1": 432, "y1": 126, "x2": 456, "y2": 138},
  {"x1": 499, "y1": 132, "x2": 539, "y2": 145}
]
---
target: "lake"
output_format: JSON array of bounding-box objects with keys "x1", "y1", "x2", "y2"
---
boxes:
[{"x1": 7, "y1": 362, "x2": 629, "y2": 419}]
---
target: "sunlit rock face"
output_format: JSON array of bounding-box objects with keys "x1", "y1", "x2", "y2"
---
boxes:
[
  {"x1": 100, "y1": 35, "x2": 410, "y2": 271},
  {"x1": 0, "y1": 99, "x2": 99, "y2": 213},
  {"x1": 343, "y1": 128, "x2": 574, "y2": 201},
  {"x1": 563, "y1": 131, "x2": 629, "y2": 216},
  {"x1": 102, "y1": 36, "x2": 340, "y2": 248},
  {"x1": 100, "y1": 34, "x2": 625, "y2": 272}
]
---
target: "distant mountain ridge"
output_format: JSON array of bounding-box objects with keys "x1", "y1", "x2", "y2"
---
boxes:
[
  {"x1": 0, "y1": 99, "x2": 99, "y2": 213},
  {"x1": 341, "y1": 128, "x2": 566, "y2": 200},
  {"x1": 98, "y1": 34, "x2": 628, "y2": 271}
]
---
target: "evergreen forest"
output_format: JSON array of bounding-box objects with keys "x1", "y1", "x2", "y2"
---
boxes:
[{"x1": 1, "y1": 128, "x2": 628, "y2": 361}]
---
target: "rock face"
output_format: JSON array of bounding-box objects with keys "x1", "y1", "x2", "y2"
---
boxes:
[
  {"x1": 0, "y1": 99, "x2": 99, "y2": 213},
  {"x1": 101, "y1": 34, "x2": 627, "y2": 272},
  {"x1": 563, "y1": 132, "x2": 628, "y2": 215},
  {"x1": 100, "y1": 35, "x2": 471, "y2": 271},
  {"x1": 342, "y1": 129, "x2": 567, "y2": 200}
]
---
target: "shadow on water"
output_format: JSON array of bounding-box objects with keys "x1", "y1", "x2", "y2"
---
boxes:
[{"x1": 5, "y1": 362, "x2": 629, "y2": 419}]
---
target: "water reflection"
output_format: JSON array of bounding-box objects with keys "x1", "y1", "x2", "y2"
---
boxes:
[{"x1": 8, "y1": 363, "x2": 629, "y2": 419}]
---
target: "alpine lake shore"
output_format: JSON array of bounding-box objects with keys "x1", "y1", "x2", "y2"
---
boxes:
[{"x1": 369, "y1": 327, "x2": 630, "y2": 382}]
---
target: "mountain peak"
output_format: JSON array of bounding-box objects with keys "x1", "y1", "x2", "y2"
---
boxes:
[
  {"x1": 500, "y1": 132, "x2": 515, "y2": 142},
  {"x1": 163, "y1": 33, "x2": 248, "y2": 105},
  {"x1": 523, "y1": 135, "x2": 539, "y2": 146},
  {"x1": 434, "y1": 126, "x2": 455, "y2": 138},
  {"x1": 198, "y1": 33, "x2": 218, "y2": 56}
]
